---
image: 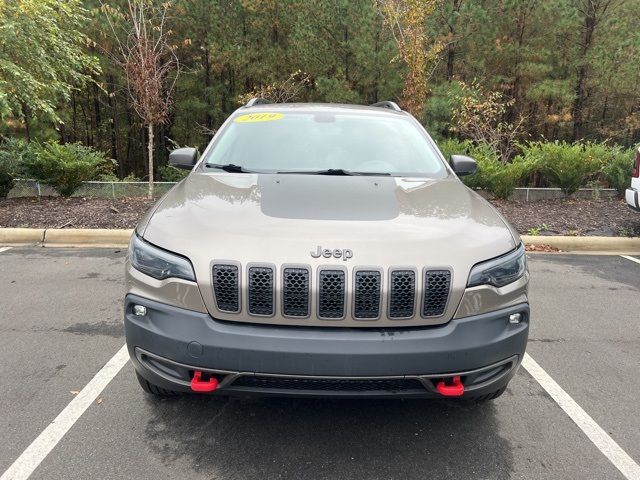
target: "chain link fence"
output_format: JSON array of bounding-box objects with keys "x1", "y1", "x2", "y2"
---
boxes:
[
  {"x1": 7, "y1": 179, "x2": 178, "y2": 199},
  {"x1": 6, "y1": 179, "x2": 620, "y2": 201}
]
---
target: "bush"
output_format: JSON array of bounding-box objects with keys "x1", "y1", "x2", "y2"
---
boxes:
[
  {"x1": 23, "y1": 142, "x2": 114, "y2": 196},
  {"x1": 0, "y1": 138, "x2": 32, "y2": 198},
  {"x1": 0, "y1": 160, "x2": 14, "y2": 198},
  {"x1": 520, "y1": 141, "x2": 605, "y2": 195},
  {"x1": 436, "y1": 138, "x2": 473, "y2": 161},
  {"x1": 437, "y1": 139, "x2": 532, "y2": 199},
  {"x1": 465, "y1": 152, "x2": 533, "y2": 200},
  {"x1": 158, "y1": 165, "x2": 188, "y2": 182},
  {"x1": 601, "y1": 146, "x2": 634, "y2": 195}
]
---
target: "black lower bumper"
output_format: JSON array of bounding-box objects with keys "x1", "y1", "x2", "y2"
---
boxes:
[{"x1": 125, "y1": 294, "x2": 529, "y2": 398}]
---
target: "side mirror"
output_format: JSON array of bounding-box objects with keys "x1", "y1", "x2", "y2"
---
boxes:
[
  {"x1": 450, "y1": 154, "x2": 477, "y2": 176},
  {"x1": 169, "y1": 147, "x2": 198, "y2": 170}
]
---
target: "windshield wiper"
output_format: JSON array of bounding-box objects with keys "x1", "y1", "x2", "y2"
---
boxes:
[
  {"x1": 206, "y1": 163, "x2": 256, "y2": 173},
  {"x1": 277, "y1": 168, "x2": 390, "y2": 176}
]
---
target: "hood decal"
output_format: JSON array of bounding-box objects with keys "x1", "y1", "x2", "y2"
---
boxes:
[{"x1": 259, "y1": 175, "x2": 399, "y2": 221}]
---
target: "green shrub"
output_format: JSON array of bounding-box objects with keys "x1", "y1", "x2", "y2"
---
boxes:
[
  {"x1": 436, "y1": 138, "x2": 473, "y2": 161},
  {"x1": 464, "y1": 152, "x2": 533, "y2": 199},
  {"x1": 0, "y1": 138, "x2": 33, "y2": 198},
  {"x1": 438, "y1": 139, "x2": 531, "y2": 199},
  {"x1": 23, "y1": 142, "x2": 114, "y2": 196},
  {"x1": 459, "y1": 143, "x2": 501, "y2": 190},
  {"x1": 158, "y1": 165, "x2": 189, "y2": 182},
  {"x1": 440, "y1": 138, "x2": 633, "y2": 196},
  {"x1": 0, "y1": 160, "x2": 14, "y2": 198},
  {"x1": 601, "y1": 146, "x2": 634, "y2": 195},
  {"x1": 521, "y1": 141, "x2": 603, "y2": 195}
]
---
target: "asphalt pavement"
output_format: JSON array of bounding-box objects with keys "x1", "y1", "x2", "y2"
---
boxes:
[{"x1": 0, "y1": 247, "x2": 638, "y2": 480}]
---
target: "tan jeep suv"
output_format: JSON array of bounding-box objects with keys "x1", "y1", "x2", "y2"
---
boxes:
[{"x1": 125, "y1": 100, "x2": 529, "y2": 400}]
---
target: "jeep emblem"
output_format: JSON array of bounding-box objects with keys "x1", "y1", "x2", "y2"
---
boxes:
[{"x1": 310, "y1": 246, "x2": 353, "y2": 261}]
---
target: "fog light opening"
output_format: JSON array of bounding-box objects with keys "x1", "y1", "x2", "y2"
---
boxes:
[
  {"x1": 133, "y1": 305, "x2": 147, "y2": 316},
  {"x1": 508, "y1": 313, "x2": 522, "y2": 324}
]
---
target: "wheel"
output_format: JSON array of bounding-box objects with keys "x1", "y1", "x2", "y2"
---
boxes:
[
  {"x1": 469, "y1": 385, "x2": 507, "y2": 403},
  {"x1": 135, "y1": 371, "x2": 179, "y2": 397}
]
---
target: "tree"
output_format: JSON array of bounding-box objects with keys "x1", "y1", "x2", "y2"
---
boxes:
[
  {"x1": 103, "y1": 0, "x2": 179, "y2": 198},
  {"x1": 571, "y1": 0, "x2": 619, "y2": 140},
  {"x1": 378, "y1": 0, "x2": 443, "y2": 116},
  {"x1": 0, "y1": 0, "x2": 99, "y2": 139},
  {"x1": 451, "y1": 81, "x2": 526, "y2": 163}
]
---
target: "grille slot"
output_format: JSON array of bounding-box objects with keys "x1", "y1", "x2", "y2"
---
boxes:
[
  {"x1": 283, "y1": 267, "x2": 310, "y2": 317},
  {"x1": 389, "y1": 270, "x2": 416, "y2": 318},
  {"x1": 231, "y1": 376, "x2": 425, "y2": 392},
  {"x1": 423, "y1": 270, "x2": 451, "y2": 317},
  {"x1": 212, "y1": 264, "x2": 239, "y2": 312},
  {"x1": 354, "y1": 270, "x2": 381, "y2": 319},
  {"x1": 248, "y1": 266, "x2": 274, "y2": 315},
  {"x1": 318, "y1": 270, "x2": 346, "y2": 319}
]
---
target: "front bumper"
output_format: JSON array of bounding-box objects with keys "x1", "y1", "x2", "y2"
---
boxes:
[
  {"x1": 125, "y1": 294, "x2": 529, "y2": 398},
  {"x1": 626, "y1": 188, "x2": 640, "y2": 212}
]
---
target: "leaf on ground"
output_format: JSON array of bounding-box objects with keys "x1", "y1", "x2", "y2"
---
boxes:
[{"x1": 525, "y1": 244, "x2": 561, "y2": 252}]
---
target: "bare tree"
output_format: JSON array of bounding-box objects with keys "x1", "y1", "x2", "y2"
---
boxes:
[
  {"x1": 102, "y1": 0, "x2": 179, "y2": 198},
  {"x1": 239, "y1": 70, "x2": 314, "y2": 104},
  {"x1": 378, "y1": 0, "x2": 443, "y2": 116},
  {"x1": 451, "y1": 81, "x2": 527, "y2": 163}
]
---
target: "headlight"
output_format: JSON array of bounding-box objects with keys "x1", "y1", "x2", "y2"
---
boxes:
[
  {"x1": 467, "y1": 244, "x2": 526, "y2": 288},
  {"x1": 129, "y1": 234, "x2": 196, "y2": 281}
]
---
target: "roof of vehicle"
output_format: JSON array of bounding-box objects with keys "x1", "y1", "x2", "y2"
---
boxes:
[{"x1": 237, "y1": 101, "x2": 409, "y2": 118}]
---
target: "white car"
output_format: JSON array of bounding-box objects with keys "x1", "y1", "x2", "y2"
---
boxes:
[{"x1": 626, "y1": 147, "x2": 640, "y2": 212}]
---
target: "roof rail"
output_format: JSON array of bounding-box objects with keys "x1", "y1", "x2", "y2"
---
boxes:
[
  {"x1": 370, "y1": 101, "x2": 402, "y2": 112},
  {"x1": 244, "y1": 97, "x2": 273, "y2": 107}
]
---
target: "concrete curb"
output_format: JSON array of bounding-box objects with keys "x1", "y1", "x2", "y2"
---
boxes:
[
  {"x1": 0, "y1": 228, "x2": 45, "y2": 246},
  {"x1": 521, "y1": 235, "x2": 640, "y2": 254},
  {"x1": 43, "y1": 228, "x2": 133, "y2": 247},
  {"x1": 1, "y1": 228, "x2": 639, "y2": 253},
  {"x1": 0, "y1": 228, "x2": 132, "y2": 248}
]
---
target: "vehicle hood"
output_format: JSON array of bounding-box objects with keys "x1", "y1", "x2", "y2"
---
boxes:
[
  {"x1": 140, "y1": 172, "x2": 518, "y2": 323},
  {"x1": 142, "y1": 172, "x2": 516, "y2": 259}
]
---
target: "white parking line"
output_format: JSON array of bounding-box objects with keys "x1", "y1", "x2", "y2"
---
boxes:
[
  {"x1": 620, "y1": 255, "x2": 640, "y2": 265},
  {"x1": 0, "y1": 247, "x2": 12, "y2": 253},
  {"x1": 0, "y1": 345, "x2": 129, "y2": 480},
  {"x1": 522, "y1": 353, "x2": 640, "y2": 480}
]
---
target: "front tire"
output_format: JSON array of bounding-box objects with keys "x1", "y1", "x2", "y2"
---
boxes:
[{"x1": 135, "y1": 371, "x2": 179, "y2": 397}]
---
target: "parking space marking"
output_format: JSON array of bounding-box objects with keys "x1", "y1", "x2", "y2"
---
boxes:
[
  {"x1": 0, "y1": 345, "x2": 129, "y2": 480},
  {"x1": 620, "y1": 255, "x2": 640, "y2": 265},
  {"x1": 522, "y1": 353, "x2": 640, "y2": 480},
  {"x1": 0, "y1": 247, "x2": 12, "y2": 253}
]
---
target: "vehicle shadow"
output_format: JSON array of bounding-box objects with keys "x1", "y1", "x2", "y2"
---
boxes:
[{"x1": 144, "y1": 393, "x2": 513, "y2": 480}]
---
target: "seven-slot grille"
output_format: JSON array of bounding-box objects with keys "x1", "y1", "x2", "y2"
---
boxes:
[{"x1": 210, "y1": 263, "x2": 451, "y2": 321}]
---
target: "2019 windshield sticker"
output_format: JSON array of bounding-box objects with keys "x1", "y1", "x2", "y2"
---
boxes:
[{"x1": 235, "y1": 113, "x2": 284, "y2": 123}]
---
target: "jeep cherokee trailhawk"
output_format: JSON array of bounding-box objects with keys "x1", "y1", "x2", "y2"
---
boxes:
[{"x1": 125, "y1": 99, "x2": 529, "y2": 401}]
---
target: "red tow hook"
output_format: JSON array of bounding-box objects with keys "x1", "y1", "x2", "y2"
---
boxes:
[
  {"x1": 436, "y1": 375, "x2": 465, "y2": 397},
  {"x1": 190, "y1": 371, "x2": 219, "y2": 392}
]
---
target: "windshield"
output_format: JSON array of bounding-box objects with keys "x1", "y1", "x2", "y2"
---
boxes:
[{"x1": 203, "y1": 111, "x2": 447, "y2": 177}]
